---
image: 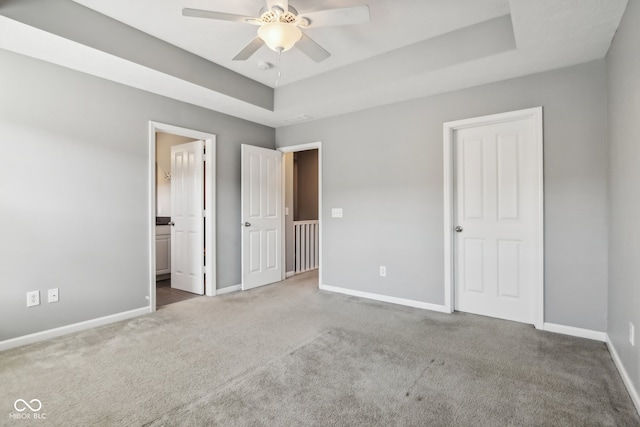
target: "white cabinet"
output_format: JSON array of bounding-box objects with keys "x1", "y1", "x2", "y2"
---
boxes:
[{"x1": 156, "y1": 225, "x2": 171, "y2": 276}]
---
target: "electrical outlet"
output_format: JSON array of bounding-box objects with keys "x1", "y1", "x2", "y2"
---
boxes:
[
  {"x1": 630, "y1": 322, "x2": 635, "y2": 346},
  {"x1": 379, "y1": 266, "x2": 387, "y2": 277},
  {"x1": 26, "y1": 291, "x2": 40, "y2": 307},
  {"x1": 48, "y1": 288, "x2": 59, "y2": 303}
]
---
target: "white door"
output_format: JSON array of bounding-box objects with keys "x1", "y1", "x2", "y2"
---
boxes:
[
  {"x1": 170, "y1": 140, "x2": 204, "y2": 295},
  {"x1": 453, "y1": 117, "x2": 541, "y2": 324},
  {"x1": 241, "y1": 144, "x2": 283, "y2": 290}
]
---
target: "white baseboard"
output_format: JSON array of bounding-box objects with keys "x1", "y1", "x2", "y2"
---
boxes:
[
  {"x1": 0, "y1": 307, "x2": 149, "y2": 352},
  {"x1": 319, "y1": 284, "x2": 450, "y2": 313},
  {"x1": 607, "y1": 335, "x2": 640, "y2": 415},
  {"x1": 543, "y1": 322, "x2": 607, "y2": 341},
  {"x1": 286, "y1": 271, "x2": 296, "y2": 278},
  {"x1": 216, "y1": 284, "x2": 241, "y2": 295}
]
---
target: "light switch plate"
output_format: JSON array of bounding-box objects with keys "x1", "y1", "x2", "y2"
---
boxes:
[{"x1": 331, "y1": 208, "x2": 343, "y2": 218}]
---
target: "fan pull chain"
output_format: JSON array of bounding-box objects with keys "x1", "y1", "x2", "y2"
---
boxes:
[{"x1": 276, "y1": 49, "x2": 282, "y2": 88}]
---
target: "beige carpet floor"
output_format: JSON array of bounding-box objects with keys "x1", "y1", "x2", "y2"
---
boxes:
[{"x1": 1, "y1": 271, "x2": 638, "y2": 426}]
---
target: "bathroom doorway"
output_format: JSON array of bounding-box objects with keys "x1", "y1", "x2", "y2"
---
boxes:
[{"x1": 148, "y1": 122, "x2": 217, "y2": 311}]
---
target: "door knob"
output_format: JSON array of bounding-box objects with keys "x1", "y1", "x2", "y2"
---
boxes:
[
  {"x1": 244, "y1": 222, "x2": 251, "y2": 227},
  {"x1": 169, "y1": 221, "x2": 175, "y2": 227},
  {"x1": 455, "y1": 225, "x2": 463, "y2": 232}
]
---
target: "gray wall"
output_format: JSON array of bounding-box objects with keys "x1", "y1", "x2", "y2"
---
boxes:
[
  {"x1": 294, "y1": 150, "x2": 319, "y2": 221},
  {"x1": 277, "y1": 60, "x2": 609, "y2": 332},
  {"x1": 606, "y1": 0, "x2": 640, "y2": 401},
  {"x1": 0, "y1": 50, "x2": 275, "y2": 341}
]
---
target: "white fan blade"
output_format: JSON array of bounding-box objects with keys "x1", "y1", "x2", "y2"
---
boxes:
[
  {"x1": 233, "y1": 37, "x2": 265, "y2": 61},
  {"x1": 182, "y1": 8, "x2": 253, "y2": 23},
  {"x1": 301, "y1": 5, "x2": 370, "y2": 28},
  {"x1": 266, "y1": 0, "x2": 289, "y2": 13},
  {"x1": 295, "y1": 33, "x2": 330, "y2": 62}
]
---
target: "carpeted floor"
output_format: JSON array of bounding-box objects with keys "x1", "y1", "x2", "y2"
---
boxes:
[{"x1": 1, "y1": 271, "x2": 638, "y2": 426}]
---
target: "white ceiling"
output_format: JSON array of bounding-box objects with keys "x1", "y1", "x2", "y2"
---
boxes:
[{"x1": 0, "y1": 0, "x2": 629, "y2": 127}]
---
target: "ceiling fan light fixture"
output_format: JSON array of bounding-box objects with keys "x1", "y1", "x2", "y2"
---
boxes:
[{"x1": 258, "y1": 21, "x2": 302, "y2": 52}]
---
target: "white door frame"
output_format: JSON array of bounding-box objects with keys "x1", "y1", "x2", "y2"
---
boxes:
[
  {"x1": 148, "y1": 121, "x2": 217, "y2": 313},
  {"x1": 278, "y1": 142, "x2": 323, "y2": 287},
  {"x1": 442, "y1": 107, "x2": 544, "y2": 329}
]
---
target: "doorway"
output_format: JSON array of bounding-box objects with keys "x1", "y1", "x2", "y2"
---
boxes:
[
  {"x1": 148, "y1": 122, "x2": 217, "y2": 312},
  {"x1": 239, "y1": 142, "x2": 323, "y2": 291},
  {"x1": 285, "y1": 149, "x2": 319, "y2": 276},
  {"x1": 280, "y1": 142, "x2": 323, "y2": 286},
  {"x1": 443, "y1": 108, "x2": 544, "y2": 328}
]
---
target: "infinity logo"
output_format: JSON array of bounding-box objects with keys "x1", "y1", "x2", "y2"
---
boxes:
[{"x1": 14, "y1": 399, "x2": 42, "y2": 412}]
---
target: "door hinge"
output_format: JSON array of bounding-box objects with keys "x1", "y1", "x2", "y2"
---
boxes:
[
  {"x1": 203, "y1": 265, "x2": 206, "y2": 274},
  {"x1": 202, "y1": 209, "x2": 206, "y2": 217},
  {"x1": 202, "y1": 153, "x2": 207, "y2": 162}
]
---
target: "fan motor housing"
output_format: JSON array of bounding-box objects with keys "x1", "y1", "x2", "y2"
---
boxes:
[{"x1": 259, "y1": 6, "x2": 298, "y2": 23}]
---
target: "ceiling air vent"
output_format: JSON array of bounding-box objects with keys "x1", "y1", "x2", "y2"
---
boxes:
[{"x1": 284, "y1": 114, "x2": 313, "y2": 124}]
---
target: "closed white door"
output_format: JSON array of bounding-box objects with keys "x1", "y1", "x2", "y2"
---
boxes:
[
  {"x1": 171, "y1": 140, "x2": 204, "y2": 295},
  {"x1": 241, "y1": 144, "x2": 283, "y2": 290},
  {"x1": 454, "y1": 117, "x2": 540, "y2": 324}
]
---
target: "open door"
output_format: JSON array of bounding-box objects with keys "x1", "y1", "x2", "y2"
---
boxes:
[
  {"x1": 241, "y1": 144, "x2": 283, "y2": 290},
  {"x1": 170, "y1": 140, "x2": 205, "y2": 295}
]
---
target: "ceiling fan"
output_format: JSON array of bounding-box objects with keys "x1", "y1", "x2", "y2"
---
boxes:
[{"x1": 182, "y1": 0, "x2": 370, "y2": 62}]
